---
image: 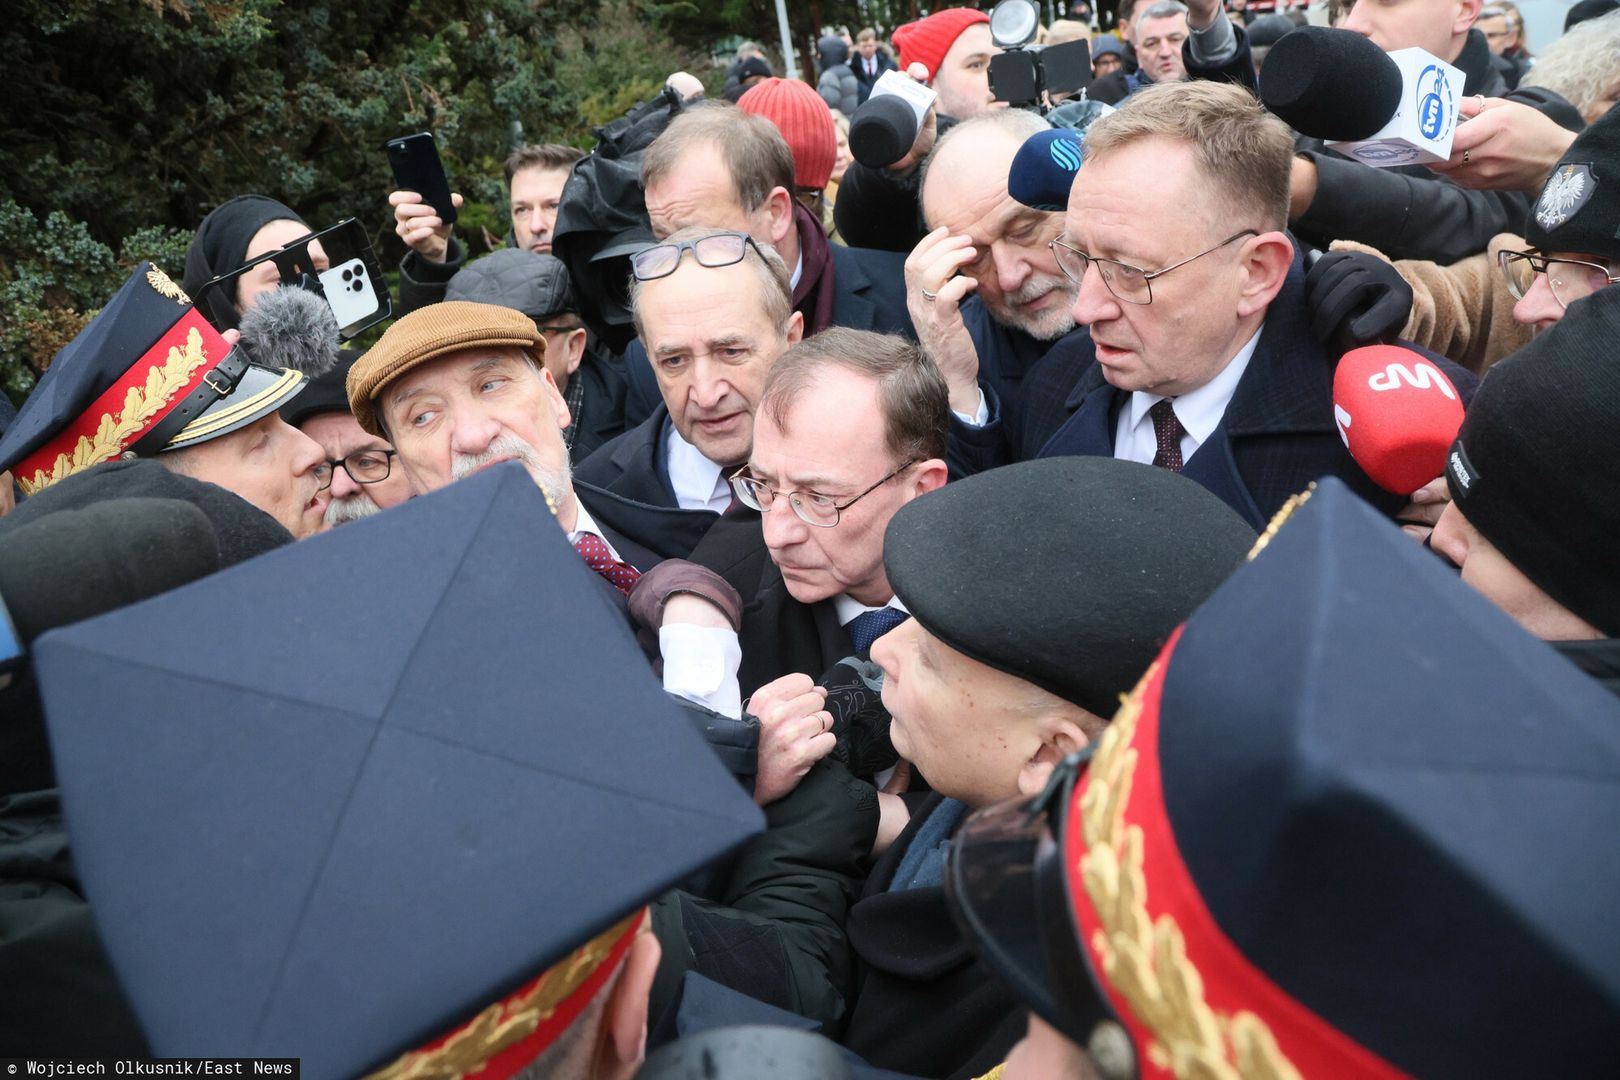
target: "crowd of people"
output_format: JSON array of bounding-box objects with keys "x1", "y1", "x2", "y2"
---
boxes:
[{"x1": 3, "y1": 0, "x2": 1620, "y2": 1076}]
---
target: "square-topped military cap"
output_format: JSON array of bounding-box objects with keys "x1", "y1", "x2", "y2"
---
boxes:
[{"x1": 31, "y1": 461, "x2": 764, "y2": 1077}]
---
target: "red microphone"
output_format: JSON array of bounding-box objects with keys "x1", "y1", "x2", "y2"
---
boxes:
[{"x1": 1332, "y1": 345, "x2": 1465, "y2": 496}]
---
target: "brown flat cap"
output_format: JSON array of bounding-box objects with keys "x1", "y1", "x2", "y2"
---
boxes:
[{"x1": 346, "y1": 301, "x2": 544, "y2": 437}]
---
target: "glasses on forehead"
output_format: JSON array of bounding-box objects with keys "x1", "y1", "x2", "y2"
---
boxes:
[
  {"x1": 630, "y1": 231, "x2": 763, "y2": 282},
  {"x1": 729, "y1": 460, "x2": 919, "y2": 528},
  {"x1": 1049, "y1": 230, "x2": 1258, "y2": 305},
  {"x1": 1498, "y1": 249, "x2": 1620, "y2": 309},
  {"x1": 311, "y1": 448, "x2": 397, "y2": 492}
]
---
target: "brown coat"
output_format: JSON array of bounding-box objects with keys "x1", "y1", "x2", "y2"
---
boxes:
[{"x1": 1331, "y1": 232, "x2": 1530, "y2": 375}]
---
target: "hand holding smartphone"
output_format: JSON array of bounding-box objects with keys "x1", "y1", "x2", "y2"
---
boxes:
[{"x1": 385, "y1": 132, "x2": 458, "y2": 226}]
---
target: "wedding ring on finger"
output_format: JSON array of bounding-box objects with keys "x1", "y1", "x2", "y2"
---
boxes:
[
  {"x1": 1463, "y1": 149, "x2": 1471, "y2": 164},
  {"x1": 921, "y1": 287, "x2": 938, "y2": 301}
]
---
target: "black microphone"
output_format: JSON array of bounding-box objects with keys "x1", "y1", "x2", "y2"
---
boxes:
[
  {"x1": 849, "y1": 94, "x2": 919, "y2": 169},
  {"x1": 0, "y1": 498, "x2": 220, "y2": 665},
  {"x1": 238, "y1": 284, "x2": 342, "y2": 376},
  {"x1": 1260, "y1": 26, "x2": 1404, "y2": 142}
]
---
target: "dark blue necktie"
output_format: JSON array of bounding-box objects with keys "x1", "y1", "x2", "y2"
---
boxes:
[{"x1": 848, "y1": 606, "x2": 909, "y2": 658}]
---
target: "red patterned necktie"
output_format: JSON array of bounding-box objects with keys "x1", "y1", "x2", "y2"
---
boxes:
[
  {"x1": 573, "y1": 533, "x2": 642, "y2": 595},
  {"x1": 1149, "y1": 399, "x2": 1187, "y2": 473}
]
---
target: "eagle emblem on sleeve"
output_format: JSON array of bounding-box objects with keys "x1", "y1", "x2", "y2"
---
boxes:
[{"x1": 1535, "y1": 163, "x2": 1595, "y2": 231}]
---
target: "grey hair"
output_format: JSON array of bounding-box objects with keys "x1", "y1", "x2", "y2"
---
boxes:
[
  {"x1": 919, "y1": 107, "x2": 1051, "y2": 226},
  {"x1": 1522, "y1": 10, "x2": 1620, "y2": 121},
  {"x1": 628, "y1": 225, "x2": 793, "y2": 341},
  {"x1": 1137, "y1": 0, "x2": 1190, "y2": 29}
]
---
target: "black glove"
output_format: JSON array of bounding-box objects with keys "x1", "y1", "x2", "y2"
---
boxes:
[
  {"x1": 1305, "y1": 249, "x2": 1414, "y2": 354},
  {"x1": 816, "y1": 657, "x2": 899, "y2": 783}
]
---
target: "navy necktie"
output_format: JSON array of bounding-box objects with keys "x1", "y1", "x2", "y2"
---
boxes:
[{"x1": 848, "y1": 606, "x2": 909, "y2": 658}]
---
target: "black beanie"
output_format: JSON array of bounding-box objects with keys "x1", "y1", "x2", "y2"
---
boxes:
[
  {"x1": 1524, "y1": 107, "x2": 1620, "y2": 261},
  {"x1": 181, "y1": 194, "x2": 307, "y2": 329},
  {"x1": 1445, "y1": 286, "x2": 1620, "y2": 637}
]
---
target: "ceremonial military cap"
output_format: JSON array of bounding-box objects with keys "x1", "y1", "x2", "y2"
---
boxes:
[
  {"x1": 947, "y1": 478, "x2": 1620, "y2": 1078},
  {"x1": 883, "y1": 457, "x2": 1256, "y2": 719},
  {"x1": 0, "y1": 263, "x2": 307, "y2": 496},
  {"x1": 31, "y1": 462, "x2": 765, "y2": 1078}
]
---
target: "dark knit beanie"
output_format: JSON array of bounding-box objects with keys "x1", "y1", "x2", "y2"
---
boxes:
[
  {"x1": 1524, "y1": 106, "x2": 1620, "y2": 261},
  {"x1": 1445, "y1": 286, "x2": 1620, "y2": 637},
  {"x1": 182, "y1": 194, "x2": 308, "y2": 329}
]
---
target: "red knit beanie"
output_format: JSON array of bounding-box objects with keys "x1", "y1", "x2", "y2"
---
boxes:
[
  {"x1": 892, "y1": 8, "x2": 991, "y2": 82},
  {"x1": 737, "y1": 77, "x2": 838, "y2": 191}
]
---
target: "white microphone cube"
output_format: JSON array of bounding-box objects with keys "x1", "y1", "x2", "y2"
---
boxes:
[{"x1": 1326, "y1": 48, "x2": 1464, "y2": 168}]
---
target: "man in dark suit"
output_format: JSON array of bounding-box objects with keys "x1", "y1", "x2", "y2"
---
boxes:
[
  {"x1": 693, "y1": 329, "x2": 948, "y2": 698},
  {"x1": 619, "y1": 102, "x2": 915, "y2": 427},
  {"x1": 1027, "y1": 80, "x2": 1475, "y2": 529},
  {"x1": 849, "y1": 27, "x2": 897, "y2": 104},
  {"x1": 575, "y1": 228, "x2": 802, "y2": 561}
]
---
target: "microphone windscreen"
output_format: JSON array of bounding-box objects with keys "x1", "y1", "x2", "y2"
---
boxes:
[
  {"x1": 1333, "y1": 345, "x2": 1465, "y2": 496},
  {"x1": 0, "y1": 498, "x2": 220, "y2": 645},
  {"x1": 849, "y1": 95, "x2": 919, "y2": 169},
  {"x1": 1260, "y1": 26, "x2": 1404, "y2": 142},
  {"x1": 1009, "y1": 128, "x2": 1084, "y2": 212},
  {"x1": 239, "y1": 284, "x2": 341, "y2": 376}
]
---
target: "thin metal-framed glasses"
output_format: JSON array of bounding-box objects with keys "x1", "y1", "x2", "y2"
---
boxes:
[
  {"x1": 1497, "y1": 249, "x2": 1620, "y2": 309},
  {"x1": 630, "y1": 231, "x2": 763, "y2": 282},
  {"x1": 729, "y1": 460, "x2": 920, "y2": 528},
  {"x1": 1049, "y1": 229, "x2": 1259, "y2": 305},
  {"x1": 312, "y1": 448, "x2": 398, "y2": 492}
]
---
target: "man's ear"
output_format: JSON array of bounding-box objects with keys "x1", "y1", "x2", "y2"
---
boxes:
[
  {"x1": 911, "y1": 458, "x2": 950, "y2": 499},
  {"x1": 539, "y1": 366, "x2": 574, "y2": 431},
  {"x1": 765, "y1": 186, "x2": 796, "y2": 246},
  {"x1": 1017, "y1": 710, "x2": 1099, "y2": 798},
  {"x1": 564, "y1": 328, "x2": 587, "y2": 377},
  {"x1": 1455, "y1": 0, "x2": 1484, "y2": 35},
  {"x1": 602, "y1": 924, "x2": 662, "y2": 1077},
  {"x1": 1235, "y1": 231, "x2": 1295, "y2": 320},
  {"x1": 785, "y1": 310, "x2": 805, "y2": 346}
]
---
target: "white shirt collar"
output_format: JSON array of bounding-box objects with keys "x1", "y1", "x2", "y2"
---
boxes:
[
  {"x1": 1122, "y1": 325, "x2": 1263, "y2": 452},
  {"x1": 833, "y1": 593, "x2": 910, "y2": 627},
  {"x1": 569, "y1": 501, "x2": 623, "y2": 562},
  {"x1": 789, "y1": 249, "x2": 804, "y2": 292},
  {"x1": 663, "y1": 424, "x2": 732, "y2": 513}
]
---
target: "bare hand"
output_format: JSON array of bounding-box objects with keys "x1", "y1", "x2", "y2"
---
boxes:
[
  {"x1": 1183, "y1": 0, "x2": 1222, "y2": 30},
  {"x1": 750, "y1": 673, "x2": 834, "y2": 806},
  {"x1": 661, "y1": 592, "x2": 733, "y2": 630},
  {"x1": 389, "y1": 189, "x2": 465, "y2": 264},
  {"x1": 666, "y1": 71, "x2": 704, "y2": 100},
  {"x1": 1288, "y1": 156, "x2": 1319, "y2": 222},
  {"x1": 1396, "y1": 475, "x2": 1450, "y2": 543},
  {"x1": 905, "y1": 226, "x2": 983, "y2": 414},
  {"x1": 1428, "y1": 97, "x2": 1578, "y2": 193}
]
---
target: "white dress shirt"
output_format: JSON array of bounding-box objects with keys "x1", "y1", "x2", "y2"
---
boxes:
[
  {"x1": 664, "y1": 426, "x2": 733, "y2": 512},
  {"x1": 1114, "y1": 327, "x2": 1262, "y2": 467},
  {"x1": 568, "y1": 501, "x2": 620, "y2": 558},
  {"x1": 833, "y1": 593, "x2": 911, "y2": 627}
]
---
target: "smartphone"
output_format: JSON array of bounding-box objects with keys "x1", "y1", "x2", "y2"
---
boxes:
[{"x1": 385, "y1": 132, "x2": 457, "y2": 226}]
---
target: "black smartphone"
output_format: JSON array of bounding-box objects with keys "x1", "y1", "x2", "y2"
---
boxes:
[{"x1": 385, "y1": 132, "x2": 457, "y2": 226}]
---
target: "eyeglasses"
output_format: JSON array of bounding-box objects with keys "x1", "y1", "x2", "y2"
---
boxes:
[
  {"x1": 1049, "y1": 230, "x2": 1258, "y2": 305},
  {"x1": 729, "y1": 460, "x2": 919, "y2": 528},
  {"x1": 312, "y1": 448, "x2": 397, "y2": 491},
  {"x1": 1498, "y1": 249, "x2": 1620, "y2": 309},
  {"x1": 630, "y1": 232, "x2": 763, "y2": 281}
]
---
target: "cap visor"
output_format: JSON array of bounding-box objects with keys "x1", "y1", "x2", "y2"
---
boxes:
[{"x1": 166, "y1": 365, "x2": 308, "y2": 449}]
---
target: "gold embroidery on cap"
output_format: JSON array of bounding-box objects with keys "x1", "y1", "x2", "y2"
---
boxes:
[
  {"x1": 145, "y1": 266, "x2": 191, "y2": 305},
  {"x1": 1245, "y1": 484, "x2": 1316, "y2": 562},
  {"x1": 365, "y1": 913, "x2": 639, "y2": 1080},
  {"x1": 1079, "y1": 664, "x2": 1302, "y2": 1080},
  {"x1": 19, "y1": 327, "x2": 211, "y2": 495}
]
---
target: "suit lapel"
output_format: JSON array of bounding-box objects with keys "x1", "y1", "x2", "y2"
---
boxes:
[{"x1": 828, "y1": 245, "x2": 877, "y2": 331}]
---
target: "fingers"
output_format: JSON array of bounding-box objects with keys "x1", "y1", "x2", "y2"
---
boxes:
[
  {"x1": 754, "y1": 672, "x2": 817, "y2": 702},
  {"x1": 905, "y1": 62, "x2": 929, "y2": 82}
]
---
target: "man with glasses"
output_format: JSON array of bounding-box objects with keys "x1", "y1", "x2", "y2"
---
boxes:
[
  {"x1": 1029, "y1": 82, "x2": 1472, "y2": 529},
  {"x1": 576, "y1": 228, "x2": 801, "y2": 559},
  {"x1": 281, "y1": 353, "x2": 414, "y2": 528},
  {"x1": 446, "y1": 249, "x2": 627, "y2": 463},
  {"x1": 697, "y1": 328, "x2": 948, "y2": 699}
]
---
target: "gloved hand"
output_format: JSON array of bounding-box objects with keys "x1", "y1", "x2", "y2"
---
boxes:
[{"x1": 1305, "y1": 249, "x2": 1414, "y2": 354}]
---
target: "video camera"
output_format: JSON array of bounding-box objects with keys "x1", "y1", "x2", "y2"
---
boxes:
[{"x1": 988, "y1": 0, "x2": 1094, "y2": 112}]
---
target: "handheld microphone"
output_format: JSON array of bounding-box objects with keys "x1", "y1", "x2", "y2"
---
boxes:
[
  {"x1": 849, "y1": 70, "x2": 938, "y2": 169},
  {"x1": 1260, "y1": 27, "x2": 1463, "y2": 168},
  {"x1": 1332, "y1": 345, "x2": 1464, "y2": 495},
  {"x1": 1008, "y1": 128, "x2": 1084, "y2": 212},
  {"x1": 0, "y1": 498, "x2": 220, "y2": 682},
  {"x1": 238, "y1": 284, "x2": 342, "y2": 376}
]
